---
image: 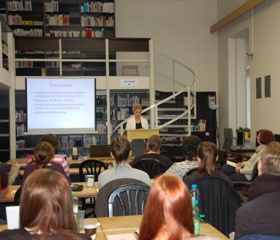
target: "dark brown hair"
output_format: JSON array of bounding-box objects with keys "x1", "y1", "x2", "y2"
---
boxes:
[
  {"x1": 146, "y1": 135, "x2": 161, "y2": 152},
  {"x1": 139, "y1": 175, "x2": 194, "y2": 240},
  {"x1": 181, "y1": 135, "x2": 202, "y2": 161},
  {"x1": 31, "y1": 141, "x2": 54, "y2": 169},
  {"x1": 20, "y1": 169, "x2": 78, "y2": 239},
  {"x1": 40, "y1": 134, "x2": 59, "y2": 152},
  {"x1": 197, "y1": 141, "x2": 217, "y2": 176},
  {"x1": 110, "y1": 135, "x2": 131, "y2": 163}
]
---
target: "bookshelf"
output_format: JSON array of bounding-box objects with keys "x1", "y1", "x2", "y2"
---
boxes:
[
  {"x1": 3, "y1": 0, "x2": 115, "y2": 38},
  {"x1": 0, "y1": 92, "x2": 10, "y2": 162}
]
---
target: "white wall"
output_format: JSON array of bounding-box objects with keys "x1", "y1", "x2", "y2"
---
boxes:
[
  {"x1": 115, "y1": 0, "x2": 218, "y2": 92},
  {"x1": 218, "y1": 0, "x2": 280, "y2": 144}
]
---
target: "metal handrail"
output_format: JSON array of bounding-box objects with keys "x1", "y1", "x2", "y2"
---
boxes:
[{"x1": 111, "y1": 52, "x2": 196, "y2": 137}]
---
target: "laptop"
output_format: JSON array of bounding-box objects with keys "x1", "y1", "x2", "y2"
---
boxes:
[{"x1": 90, "y1": 145, "x2": 111, "y2": 158}]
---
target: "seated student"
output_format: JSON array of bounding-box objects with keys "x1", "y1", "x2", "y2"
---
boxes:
[
  {"x1": 164, "y1": 135, "x2": 201, "y2": 179},
  {"x1": 183, "y1": 141, "x2": 232, "y2": 189},
  {"x1": 40, "y1": 134, "x2": 70, "y2": 176},
  {"x1": 221, "y1": 129, "x2": 275, "y2": 181},
  {"x1": 0, "y1": 169, "x2": 90, "y2": 240},
  {"x1": 139, "y1": 175, "x2": 219, "y2": 240},
  {"x1": 234, "y1": 141, "x2": 280, "y2": 239},
  {"x1": 21, "y1": 141, "x2": 71, "y2": 185},
  {"x1": 132, "y1": 135, "x2": 172, "y2": 170},
  {"x1": 27, "y1": 134, "x2": 70, "y2": 176},
  {"x1": 98, "y1": 135, "x2": 151, "y2": 189}
]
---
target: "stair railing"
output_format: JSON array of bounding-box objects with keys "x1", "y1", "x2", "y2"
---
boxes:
[{"x1": 111, "y1": 52, "x2": 196, "y2": 138}]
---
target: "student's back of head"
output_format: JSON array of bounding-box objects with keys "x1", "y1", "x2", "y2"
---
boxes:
[{"x1": 139, "y1": 175, "x2": 194, "y2": 240}]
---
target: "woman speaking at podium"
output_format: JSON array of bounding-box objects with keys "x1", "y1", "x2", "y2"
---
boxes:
[{"x1": 126, "y1": 104, "x2": 149, "y2": 130}]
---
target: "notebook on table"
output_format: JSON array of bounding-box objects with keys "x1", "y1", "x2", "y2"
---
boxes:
[{"x1": 90, "y1": 145, "x2": 111, "y2": 158}]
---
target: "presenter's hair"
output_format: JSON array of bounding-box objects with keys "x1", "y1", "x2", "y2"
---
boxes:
[
  {"x1": 133, "y1": 104, "x2": 142, "y2": 112},
  {"x1": 139, "y1": 175, "x2": 194, "y2": 240}
]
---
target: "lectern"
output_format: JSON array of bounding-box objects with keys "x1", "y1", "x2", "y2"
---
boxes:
[{"x1": 125, "y1": 129, "x2": 159, "y2": 141}]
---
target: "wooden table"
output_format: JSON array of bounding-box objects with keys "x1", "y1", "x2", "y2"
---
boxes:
[
  {"x1": 222, "y1": 149, "x2": 254, "y2": 162},
  {"x1": 0, "y1": 215, "x2": 229, "y2": 240},
  {"x1": 0, "y1": 182, "x2": 97, "y2": 203}
]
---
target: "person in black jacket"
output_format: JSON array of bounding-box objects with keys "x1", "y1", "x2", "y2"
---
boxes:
[{"x1": 234, "y1": 141, "x2": 280, "y2": 239}]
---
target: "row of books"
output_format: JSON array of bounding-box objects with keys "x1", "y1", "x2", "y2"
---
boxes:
[
  {"x1": 81, "y1": 2, "x2": 114, "y2": 13},
  {"x1": 117, "y1": 95, "x2": 142, "y2": 107},
  {"x1": 46, "y1": 14, "x2": 71, "y2": 26},
  {"x1": 81, "y1": 16, "x2": 114, "y2": 27},
  {"x1": 7, "y1": 0, "x2": 32, "y2": 11},
  {"x1": 13, "y1": 28, "x2": 43, "y2": 37}
]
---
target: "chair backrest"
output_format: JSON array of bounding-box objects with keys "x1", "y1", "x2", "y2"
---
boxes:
[
  {"x1": 223, "y1": 128, "x2": 233, "y2": 150},
  {"x1": 14, "y1": 187, "x2": 22, "y2": 206},
  {"x1": 194, "y1": 177, "x2": 244, "y2": 236},
  {"x1": 182, "y1": 167, "x2": 199, "y2": 180},
  {"x1": 132, "y1": 158, "x2": 166, "y2": 178},
  {"x1": 240, "y1": 234, "x2": 280, "y2": 240},
  {"x1": 251, "y1": 161, "x2": 259, "y2": 181},
  {"x1": 108, "y1": 183, "x2": 150, "y2": 217},
  {"x1": 79, "y1": 159, "x2": 108, "y2": 182},
  {"x1": 130, "y1": 139, "x2": 146, "y2": 157},
  {"x1": 95, "y1": 178, "x2": 149, "y2": 217}
]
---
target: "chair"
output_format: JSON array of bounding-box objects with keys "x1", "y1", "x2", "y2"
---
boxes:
[
  {"x1": 130, "y1": 139, "x2": 146, "y2": 157},
  {"x1": 223, "y1": 128, "x2": 234, "y2": 150},
  {"x1": 79, "y1": 159, "x2": 108, "y2": 217},
  {"x1": 108, "y1": 183, "x2": 150, "y2": 217},
  {"x1": 14, "y1": 187, "x2": 22, "y2": 206},
  {"x1": 182, "y1": 167, "x2": 199, "y2": 180},
  {"x1": 232, "y1": 161, "x2": 259, "y2": 199},
  {"x1": 95, "y1": 178, "x2": 149, "y2": 217},
  {"x1": 192, "y1": 177, "x2": 244, "y2": 236},
  {"x1": 132, "y1": 158, "x2": 166, "y2": 178},
  {"x1": 239, "y1": 234, "x2": 280, "y2": 240}
]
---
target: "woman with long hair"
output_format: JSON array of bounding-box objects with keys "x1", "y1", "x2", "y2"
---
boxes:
[
  {"x1": 183, "y1": 141, "x2": 232, "y2": 189},
  {"x1": 0, "y1": 169, "x2": 90, "y2": 240},
  {"x1": 139, "y1": 175, "x2": 194, "y2": 240},
  {"x1": 21, "y1": 141, "x2": 70, "y2": 185}
]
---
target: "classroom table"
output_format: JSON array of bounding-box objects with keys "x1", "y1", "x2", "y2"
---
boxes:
[
  {"x1": 221, "y1": 149, "x2": 254, "y2": 162},
  {"x1": 0, "y1": 182, "x2": 97, "y2": 204},
  {"x1": 0, "y1": 215, "x2": 230, "y2": 240}
]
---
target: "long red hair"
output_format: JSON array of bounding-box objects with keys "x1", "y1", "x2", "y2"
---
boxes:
[{"x1": 139, "y1": 175, "x2": 194, "y2": 240}]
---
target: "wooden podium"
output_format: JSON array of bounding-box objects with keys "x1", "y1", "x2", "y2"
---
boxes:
[{"x1": 126, "y1": 129, "x2": 159, "y2": 141}]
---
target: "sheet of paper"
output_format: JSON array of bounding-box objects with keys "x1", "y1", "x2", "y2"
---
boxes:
[
  {"x1": 226, "y1": 160, "x2": 237, "y2": 168},
  {"x1": 107, "y1": 233, "x2": 136, "y2": 240}
]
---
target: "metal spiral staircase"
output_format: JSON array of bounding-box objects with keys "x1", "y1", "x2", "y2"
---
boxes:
[{"x1": 111, "y1": 52, "x2": 197, "y2": 142}]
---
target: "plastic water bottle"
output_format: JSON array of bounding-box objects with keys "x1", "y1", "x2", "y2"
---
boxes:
[
  {"x1": 192, "y1": 202, "x2": 200, "y2": 235},
  {"x1": 190, "y1": 184, "x2": 199, "y2": 205},
  {"x1": 72, "y1": 192, "x2": 79, "y2": 231}
]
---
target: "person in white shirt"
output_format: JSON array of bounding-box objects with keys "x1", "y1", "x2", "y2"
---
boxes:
[
  {"x1": 126, "y1": 104, "x2": 149, "y2": 130},
  {"x1": 164, "y1": 135, "x2": 201, "y2": 179}
]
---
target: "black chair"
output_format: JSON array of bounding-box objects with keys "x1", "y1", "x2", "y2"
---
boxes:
[
  {"x1": 108, "y1": 183, "x2": 150, "y2": 217},
  {"x1": 79, "y1": 159, "x2": 108, "y2": 217},
  {"x1": 192, "y1": 177, "x2": 244, "y2": 236},
  {"x1": 132, "y1": 158, "x2": 166, "y2": 178},
  {"x1": 14, "y1": 187, "x2": 22, "y2": 206},
  {"x1": 182, "y1": 167, "x2": 199, "y2": 180},
  {"x1": 232, "y1": 161, "x2": 259, "y2": 199},
  {"x1": 130, "y1": 139, "x2": 146, "y2": 157}
]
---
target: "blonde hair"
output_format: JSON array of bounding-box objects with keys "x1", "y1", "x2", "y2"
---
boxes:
[{"x1": 133, "y1": 104, "x2": 142, "y2": 112}]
